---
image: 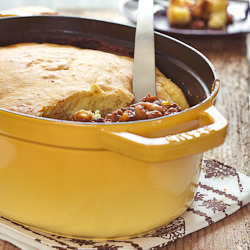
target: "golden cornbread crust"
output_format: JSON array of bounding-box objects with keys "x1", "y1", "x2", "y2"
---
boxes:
[{"x1": 0, "y1": 43, "x2": 189, "y2": 119}]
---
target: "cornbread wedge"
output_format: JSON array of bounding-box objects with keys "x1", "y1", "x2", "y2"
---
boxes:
[{"x1": 167, "y1": 0, "x2": 193, "y2": 25}]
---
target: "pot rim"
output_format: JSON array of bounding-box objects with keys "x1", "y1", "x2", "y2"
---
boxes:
[{"x1": 0, "y1": 16, "x2": 219, "y2": 126}]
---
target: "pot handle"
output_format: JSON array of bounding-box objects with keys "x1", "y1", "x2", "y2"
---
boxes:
[{"x1": 100, "y1": 105, "x2": 228, "y2": 162}]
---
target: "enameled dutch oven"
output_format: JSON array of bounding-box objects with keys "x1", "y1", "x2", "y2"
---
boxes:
[{"x1": 0, "y1": 16, "x2": 228, "y2": 239}]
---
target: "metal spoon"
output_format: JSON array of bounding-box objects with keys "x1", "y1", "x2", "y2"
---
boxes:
[{"x1": 133, "y1": 0, "x2": 156, "y2": 103}]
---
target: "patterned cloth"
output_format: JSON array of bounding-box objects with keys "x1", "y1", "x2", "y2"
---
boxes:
[{"x1": 0, "y1": 158, "x2": 250, "y2": 250}]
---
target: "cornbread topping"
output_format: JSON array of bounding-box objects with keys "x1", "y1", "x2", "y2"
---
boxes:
[
  {"x1": 72, "y1": 94, "x2": 182, "y2": 122},
  {"x1": 0, "y1": 43, "x2": 189, "y2": 122},
  {"x1": 167, "y1": 0, "x2": 233, "y2": 29}
]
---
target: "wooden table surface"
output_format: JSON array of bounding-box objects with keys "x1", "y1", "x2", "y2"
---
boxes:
[{"x1": 1, "y1": 9, "x2": 249, "y2": 250}]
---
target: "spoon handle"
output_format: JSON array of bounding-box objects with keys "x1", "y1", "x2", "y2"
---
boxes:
[{"x1": 133, "y1": 0, "x2": 156, "y2": 103}]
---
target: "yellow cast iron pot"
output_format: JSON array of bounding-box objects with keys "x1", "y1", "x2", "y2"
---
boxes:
[{"x1": 0, "y1": 16, "x2": 228, "y2": 239}]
